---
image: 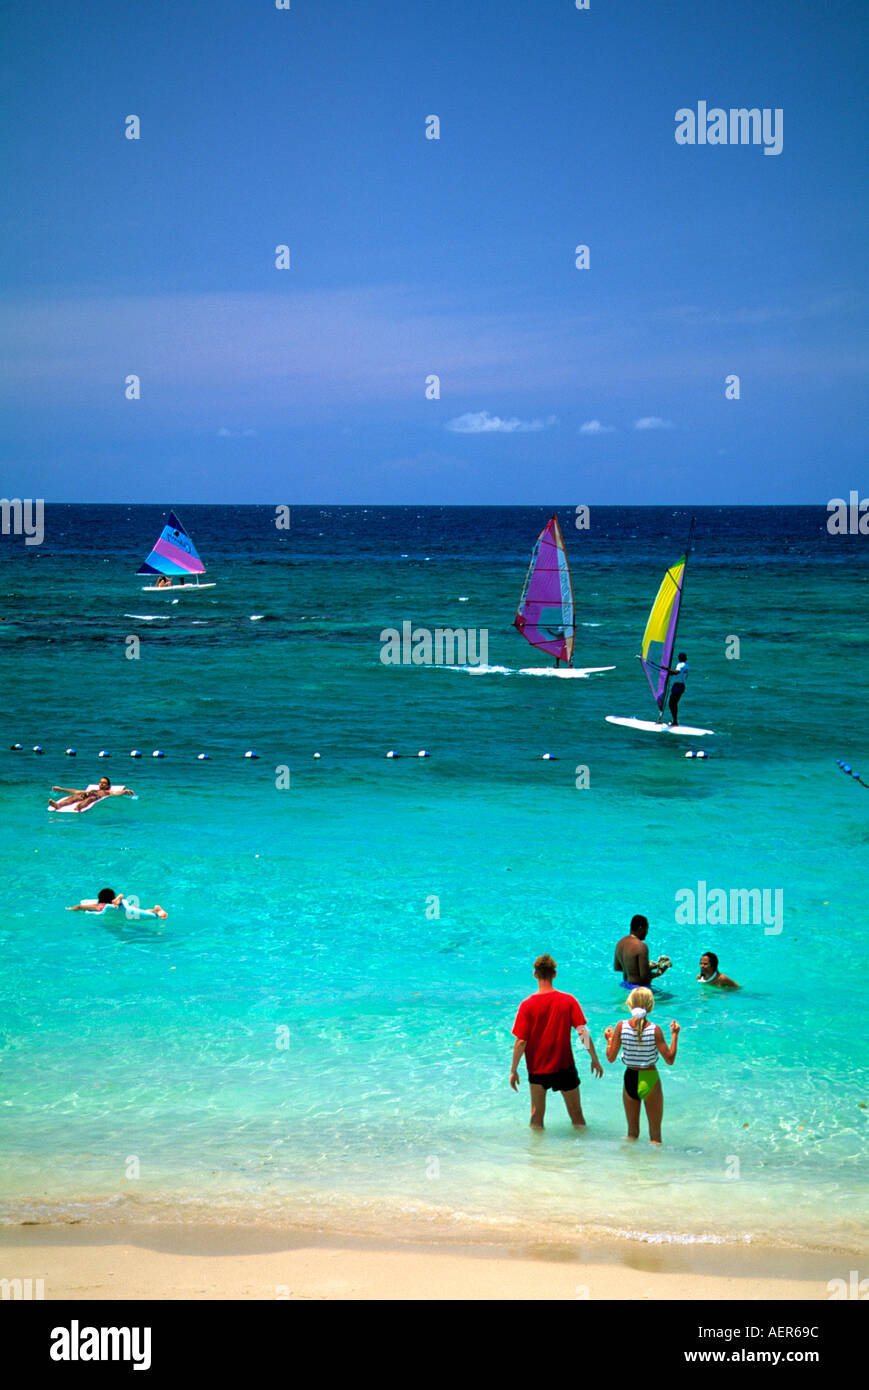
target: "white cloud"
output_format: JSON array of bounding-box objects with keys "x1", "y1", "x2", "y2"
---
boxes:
[
  {"x1": 216, "y1": 427, "x2": 256, "y2": 438},
  {"x1": 579, "y1": 419, "x2": 615, "y2": 435},
  {"x1": 445, "y1": 410, "x2": 556, "y2": 434},
  {"x1": 634, "y1": 416, "x2": 673, "y2": 431}
]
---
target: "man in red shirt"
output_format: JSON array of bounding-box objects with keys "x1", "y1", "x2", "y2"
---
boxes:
[{"x1": 510, "y1": 954, "x2": 603, "y2": 1128}]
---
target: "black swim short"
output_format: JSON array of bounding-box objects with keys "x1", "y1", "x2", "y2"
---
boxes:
[
  {"x1": 671, "y1": 682, "x2": 685, "y2": 698},
  {"x1": 528, "y1": 1065, "x2": 580, "y2": 1092}
]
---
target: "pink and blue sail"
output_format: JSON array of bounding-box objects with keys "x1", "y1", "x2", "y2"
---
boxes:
[
  {"x1": 137, "y1": 512, "x2": 206, "y2": 578},
  {"x1": 514, "y1": 514, "x2": 575, "y2": 665}
]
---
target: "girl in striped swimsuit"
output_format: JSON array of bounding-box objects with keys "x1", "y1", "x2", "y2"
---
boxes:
[{"x1": 604, "y1": 987, "x2": 680, "y2": 1145}]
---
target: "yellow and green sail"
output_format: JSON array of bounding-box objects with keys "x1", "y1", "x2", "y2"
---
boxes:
[{"x1": 639, "y1": 520, "x2": 694, "y2": 710}]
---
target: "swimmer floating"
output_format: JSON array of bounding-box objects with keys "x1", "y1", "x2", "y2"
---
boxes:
[
  {"x1": 67, "y1": 888, "x2": 167, "y2": 919},
  {"x1": 48, "y1": 778, "x2": 135, "y2": 813}
]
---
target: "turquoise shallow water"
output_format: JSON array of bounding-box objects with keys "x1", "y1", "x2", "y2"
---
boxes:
[{"x1": 0, "y1": 506, "x2": 867, "y2": 1251}]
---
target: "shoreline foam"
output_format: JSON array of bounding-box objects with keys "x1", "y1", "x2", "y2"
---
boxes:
[
  {"x1": 1, "y1": 1191, "x2": 864, "y2": 1264},
  {"x1": 0, "y1": 1219, "x2": 853, "y2": 1301}
]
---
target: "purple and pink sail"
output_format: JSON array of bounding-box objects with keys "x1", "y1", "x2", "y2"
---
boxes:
[
  {"x1": 137, "y1": 512, "x2": 206, "y2": 578},
  {"x1": 514, "y1": 515, "x2": 575, "y2": 665}
]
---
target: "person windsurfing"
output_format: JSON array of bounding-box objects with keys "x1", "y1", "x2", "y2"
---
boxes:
[{"x1": 660, "y1": 650, "x2": 688, "y2": 726}]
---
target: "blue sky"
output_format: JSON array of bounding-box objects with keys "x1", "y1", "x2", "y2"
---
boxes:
[{"x1": 1, "y1": 0, "x2": 866, "y2": 502}]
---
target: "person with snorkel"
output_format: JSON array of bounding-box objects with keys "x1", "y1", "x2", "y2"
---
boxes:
[{"x1": 604, "y1": 988, "x2": 680, "y2": 1145}]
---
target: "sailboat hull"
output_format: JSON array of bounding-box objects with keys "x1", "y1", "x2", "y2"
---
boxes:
[
  {"x1": 605, "y1": 715, "x2": 715, "y2": 736},
  {"x1": 141, "y1": 583, "x2": 216, "y2": 592}
]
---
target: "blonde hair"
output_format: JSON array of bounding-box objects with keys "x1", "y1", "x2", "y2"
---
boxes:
[{"x1": 625, "y1": 987, "x2": 654, "y2": 1045}]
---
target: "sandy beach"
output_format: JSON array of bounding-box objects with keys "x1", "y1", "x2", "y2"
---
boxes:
[{"x1": 0, "y1": 1223, "x2": 851, "y2": 1301}]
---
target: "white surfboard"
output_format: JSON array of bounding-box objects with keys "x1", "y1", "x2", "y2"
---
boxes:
[
  {"x1": 606, "y1": 715, "x2": 715, "y2": 737},
  {"x1": 520, "y1": 665, "x2": 615, "y2": 678},
  {"x1": 446, "y1": 664, "x2": 613, "y2": 677}
]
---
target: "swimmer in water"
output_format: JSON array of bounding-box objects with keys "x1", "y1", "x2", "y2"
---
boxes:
[
  {"x1": 604, "y1": 987, "x2": 680, "y2": 1145},
  {"x1": 697, "y1": 951, "x2": 739, "y2": 988},
  {"x1": 49, "y1": 777, "x2": 134, "y2": 811},
  {"x1": 67, "y1": 887, "x2": 167, "y2": 918}
]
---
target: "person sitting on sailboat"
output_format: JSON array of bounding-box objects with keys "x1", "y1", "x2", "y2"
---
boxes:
[
  {"x1": 156, "y1": 575, "x2": 172, "y2": 588},
  {"x1": 48, "y1": 777, "x2": 134, "y2": 811}
]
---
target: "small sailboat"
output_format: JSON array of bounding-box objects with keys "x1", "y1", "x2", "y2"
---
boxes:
[
  {"x1": 137, "y1": 511, "x2": 216, "y2": 592},
  {"x1": 514, "y1": 514, "x2": 613, "y2": 676},
  {"x1": 606, "y1": 517, "x2": 714, "y2": 736}
]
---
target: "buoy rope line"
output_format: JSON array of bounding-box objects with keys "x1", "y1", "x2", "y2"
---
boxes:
[
  {"x1": 836, "y1": 759, "x2": 869, "y2": 789},
  {"x1": 7, "y1": 745, "x2": 436, "y2": 761}
]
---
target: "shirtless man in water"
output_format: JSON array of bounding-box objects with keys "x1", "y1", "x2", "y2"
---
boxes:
[
  {"x1": 613, "y1": 915, "x2": 672, "y2": 990},
  {"x1": 49, "y1": 777, "x2": 134, "y2": 811}
]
